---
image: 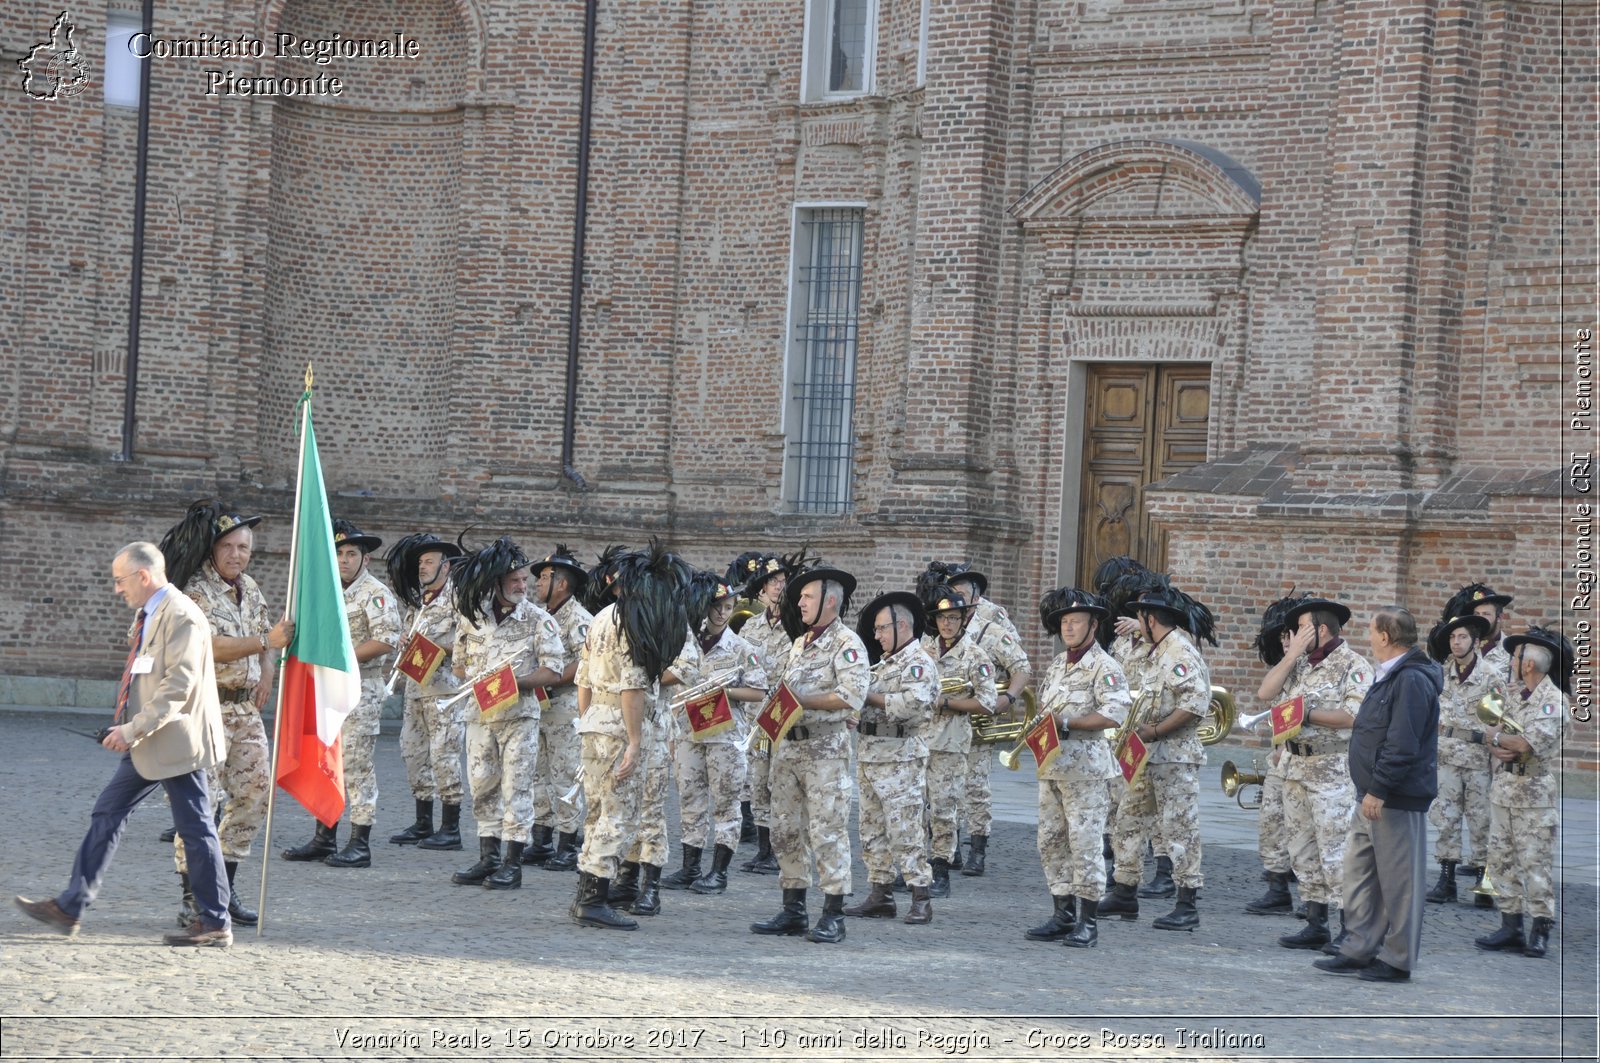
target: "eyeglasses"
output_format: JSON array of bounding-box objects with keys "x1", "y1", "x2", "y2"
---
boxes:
[{"x1": 873, "y1": 622, "x2": 898, "y2": 634}]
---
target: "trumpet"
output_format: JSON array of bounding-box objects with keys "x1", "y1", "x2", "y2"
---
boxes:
[
  {"x1": 1476, "y1": 692, "x2": 1529, "y2": 761},
  {"x1": 437, "y1": 657, "x2": 524, "y2": 709},
  {"x1": 1471, "y1": 868, "x2": 1501, "y2": 898},
  {"x1": 1220, "y1": 759, "x2": 1266, "y2": 809},
  {"x1": 998, "y1": 700, "x2": 1047, "y2": 771},
  {"x1": 668, "y1": 668, "x2": 741, "y2": 712},
  {"x1": 940, "y1": 677, "x2": 975, "y2": 698},
  {"x1": 1235, "y1": 705, "x2": 1276, "y2": 733},
  {"x1": 1110, "y1": 688, "x2": 1155, "y2": 763}
]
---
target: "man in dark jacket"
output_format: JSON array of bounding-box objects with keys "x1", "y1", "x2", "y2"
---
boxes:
[{"x1": 1314, "y1": 605, "x2": 1442, "y2": 983}]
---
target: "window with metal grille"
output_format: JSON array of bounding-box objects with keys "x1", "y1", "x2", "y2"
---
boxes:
[{"x1": 784, "y1": 207, "x2": 865, "y2": 514}]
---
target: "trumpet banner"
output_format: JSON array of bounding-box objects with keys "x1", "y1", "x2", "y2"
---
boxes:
[
  {"x1": 1024, "y1": 713, "x2": 1061, "y2": 771},
  {"x1": 1269, "y1": 695, "x2": 1306, "y2": 745},
  {"x1": 1117, "y1": 731, "x2": 1150, "y2": 786},
  {"x1": 472, "y1": 663, "x2": 520, "y2": 716},
  {"x1": 755, "y1": 682, "x2": 804, "y2": 747},
  {"x1": 685, "y1": 688, "x2": 736, "y2": 740},
  {"x1": 396, "y1": 631, "x2": 445, "y2": 687}
]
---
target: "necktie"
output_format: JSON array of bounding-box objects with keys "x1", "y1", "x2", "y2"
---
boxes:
[{"x1": 114, "y1": 610, "x2": 147, "y2": 724}]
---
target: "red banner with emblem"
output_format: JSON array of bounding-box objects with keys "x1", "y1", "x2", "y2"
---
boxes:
[
  {"x1": 1025, "y1": 713, "x2": 1062, "y2": 772},
  {"x1": 472, "y1": 663, "x2": 520, "y2": 716},
  {"x1": 754, "y1": 682, "x2": 804, "y2": 747},
  {"x1": 1116, "y1": 731, "x2": 1151, "y2": 786},
  {"x1": 396, "y1": 632, "x2": 445, "y2": 687},
  {"x1": 684, "y1": 688, "x2": 736, "y2": 740},
  {"x1": 1270, "y1": 695, "x2": 1306, "y2": 746}
]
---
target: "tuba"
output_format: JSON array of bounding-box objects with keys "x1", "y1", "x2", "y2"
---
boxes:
[
  {"x1": 728, "y1": 598, "x2": 761, "y2": 634},
  {"x1": 1196, "y1": 686, "x2": 1237, "y2": 746},
  {"x1": 1220, "y1": 760, "x2": 1266, "y2": 809}
]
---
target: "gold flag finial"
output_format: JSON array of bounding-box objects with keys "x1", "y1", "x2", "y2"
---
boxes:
[{"x1": 304, "y1": 363, "x2": 314, "y2": 389}]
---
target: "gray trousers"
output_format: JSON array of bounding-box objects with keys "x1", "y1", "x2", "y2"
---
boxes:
[{"x1": 1340, "y1": 805, "x2": 1427, "y2": 973}]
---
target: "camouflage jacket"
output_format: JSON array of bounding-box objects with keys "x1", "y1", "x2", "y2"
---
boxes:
[
  {"x1": 920, "y1": 631, "x2": 998, "y2": 755},
  {"x1": 1490, "y1": 675, "x2": 1566, "y2": 809},
  {"x1": 858, "y1": 641, "x2": 938, "y2": 764},
  {"x1": 344, "y1": 568, "x2": 402, "y2": 679},
  {"x1": 1130, "y1": 629, "x2": 1210, "y2": 766},
  {"x1": 1037, "y1": 643, "x2": 1131, "y2": 782},
  {"x1": 186, "y1": 561, "x2": 269, "y2": 691},
  {"x1": 455, "y1": 596, "x2": 563, "y2": 723},
  {"x1": 772, "y1": 618, "x2": 870, "y2": 762}
]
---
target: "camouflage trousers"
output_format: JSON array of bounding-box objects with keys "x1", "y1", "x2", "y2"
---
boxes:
[
  {"x1": 399, "y1": 689, "x2": 465, "y2": 805},
  {"x1": 533, "y1": 704, "x2": 584, "y2": 835},
  {"x1": 770, "y1": 751, "x2": 853, "y2": 895},
  {"x1": 960, "y1": 742, "x2": 993, "y2": 837},
  {"x1": 675, "y1": 739, "x2": 747, "y2": 852},
  {"x1": 1259, "y1": 764, "x2": 1290, "y2": 874},
  {"x1": 1039, "y1": 776, "x2": 1110, "y2": 901},
  {"x1": 1112, "y1": 762, "x2": 1203, "y2": 889},
  {"x1": 1429, "y1": 755, "x2": 1492, "y2": 864},
  {"x1": 1486, "y1": 802, "x2": 1558, "y2": 918},
  {"x1": 175, "y1": 709, "x2": 269, "y2": 872},
  {"x1": 341, "y1": 711, "x2": 380, "y2": 827},
  {"x1": 576, "y1": 731, "x2": 644, "y2": 880},
  {"x1": 625, "y1": 723, "x2": 671, "y2": 867},
  {"x1": 857, "y1": 757, "x2": 932, "y2": 888},
  {"x1": 1283, "y1": 756, "x2": 1354, "y2": 905},
  {"x1": 926, "y1": 750, "x2": 967, "y2": 863},
  {"x1": 1104, "y1": 777, "x2": 1167, "y2": 858},
  {"x1": 748, "y1": 742, "x2": 771, "y2": 827},
  {"x1": 465, "y1": 714, "x2": 540, "y2": 844}
]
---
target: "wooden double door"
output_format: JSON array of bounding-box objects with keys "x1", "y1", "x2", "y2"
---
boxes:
[{"x1": 1074, "y1": 363, "x2": 1211, "y2": 584}]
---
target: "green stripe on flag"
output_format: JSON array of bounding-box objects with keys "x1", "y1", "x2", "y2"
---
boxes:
[{"x1": 289, "y1": 403, "x2": 356, "y2": 673}]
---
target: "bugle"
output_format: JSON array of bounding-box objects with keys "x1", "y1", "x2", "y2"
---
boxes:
[
  {"x1": 1220, "y1": 759, "x2": 1266, "y2": 809},
  {"x1": 1475, "y1": 692, "x2": 1529, "y2": 761},
  {"x1": 437, "y1": 657, "x2": 524, "y2": 709},
  {"x1": 668, "y1": 668, "x2": 741, "y2": 712},
  {"x1": 383, "y1": 608, "x2": 429, "y2": 695},
  {"x1": 997, "y1": 698, "x2": 1046, "y2": 771},
  {"x1": 1234, "y1": 705, "x2": 1276, "y2": 733}
]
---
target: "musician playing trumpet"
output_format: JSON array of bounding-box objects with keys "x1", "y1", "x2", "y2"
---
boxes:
[{"x1": 1025, "y1": 588, "x2": 1131, "y2": 949}]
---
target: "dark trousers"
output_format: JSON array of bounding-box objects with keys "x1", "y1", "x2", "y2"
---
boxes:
[
  {"x1": 56, "y1": 754, "x2": 230, "y2": 928},
  {"x1": 1340, "y1": 805, "x2": 1426, "y2": 972}
]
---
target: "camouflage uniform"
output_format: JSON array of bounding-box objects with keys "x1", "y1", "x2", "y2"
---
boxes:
[
  {"x1": 1037, "y1": 643, "x2": 1131, "y2": 901},
  {"x1": 174, "y1": 561, "x2": 272, "y2": 873},
  {"x1": 534, "y1": 595, "x2": 593, "y2": 836},
  {"x1": 1486, "y1": 676, "x2": 1566, "y2": 919},
  {"x1": 343, "y1": 567, "x2": 402, "y2": 826},
  {"x1": 963, "y1": 607, "x2": 1031, "y2": 838},
  {"x1": 769, "y1": 619, "x2": 870, "y2": 896},
  {"x1": 397, "y1": 582, "x2": 465, "y2": 806},
  {"x1": 1279, "y1": 640, "x2": 1372, "y2": 905},
  {"x1": 1431, "y1": 651, "x2": 1506, "y2": 864},
  {"x1": 455, "y1": 597, "x2": 564, "y2": 845},
  {"x1": 626, "y1": 631, "x2": 699, "y2": 868},
  {"x1": 920, "y1": 631, "x2": 997, "y2": 863},
  {"x1": 1106, "y1": 632, "x2": 1151, "y2": 846},
  {"x1": 574, "y1": 604, "x2": 651, "y2": 879},
  {"x1": 674, "y1": 628, "x2": 765, "y2": 852},
  {"x1": 1481, "y1": 637, "x2": 1513, "y2": 687},
  {"x1": 1258, "y1": 748, "x2": 1289, "y2": 873},
  {"x1": 1111, "y1": 629, "x2": 1209, "y2": 890},
  {"x1": 739, "y1": 609, "x2": 792, "y2": 829},
  {"x1": 856, "y1": 642, "x2": 939, "y2": 888}
]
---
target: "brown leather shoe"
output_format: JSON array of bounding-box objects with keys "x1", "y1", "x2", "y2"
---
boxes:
[
  {"x1": 14, "y1": 896, "x2": 79, "y2": 936},
  {"x1": 843, "y1": 881, "x2": 896, "y2": 919},
  {"x1": 904, "y1": 886, "x2": 933, "y2": 925},
  {"x1": 163, "y1": 921, "x2": 233, "y2": 948}
]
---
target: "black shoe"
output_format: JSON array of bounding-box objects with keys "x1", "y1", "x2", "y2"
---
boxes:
[
  {"x1": 223, "y1": 861, "x2": 257, "y2": 927},
  {"x1": 929, "y1": 858, "x2": 952, "y2": 898},
  {"x1": 690, "y1": 844, "x2": 735, "y2": 895},
  {"x1": 948, "y1": 840, "x2": 963, "y2": 872},
  {"x1": 417, "y1": 803, "x2": 463, "y2": 851},
  {"x1": 1524, "y1": 917, "x2": 1554, "y2": 958},
  {"x1": 389, "y1": 799, "x2": 434, "y2": 845},
  {"x1": 160, "y1": 826, "x2": 178, "y2": 843},
  {"x1": 452, "y1": 836, "x2": 502, "y2": 885},
  {"x1": 1245, "y1": 871, "x2": 1293, "y2": 914},
  {"x1": 629, "y1": 864, "x2": 662, "y2": 916},
  {"x1": 1425, "y1": 860, "x2": 1458, "y2": 904},
  {"x1": 961, "y1": 834, "x2": 988, "y2": 877},
  {"x1": 1475, "y1": 912, "x2": 1526, "y2": 951},
  {"x1": 806, "y1": 893, "x2": 846, "y2": 943},
  {"x1": 1098, "y1": 881, "x2": 1139, "y2": 921},
  {"x1": 1152, "y1": 886, "x2": 1198, "y2": 931},
  {"x1": 660, "y1": 844, "x2": 703, "y2": 890},
  {"x1": 1280, "y1": 901, "x2": 1330, "y2": 949},
  {"x1": 1025, "y1": 895, "x2": 1077, "y2": 941},
  {"x1": 740, "y1": 802, "x2": 757, "y2": 844},
  {"x1": 176, "y1": 872, "x2": 197, "y2": 928},
  {"x1": 570, "y1": 872, "x2": 638, "y2": 930},
  {"x1": 1313, "y1": 953, "x2": 1371, "y2": 975},
  {"x1": 751, "y1": 888, "x2": 809, "y2": 936},
  {"x1": 1320, "y1": 910, "x2": 1350, "y2": 956},
  {"x1": 484, "y1": 841, "x2": 525, "y2": 890},
  {"x1": 904, "y1": 886, "x2": 932, "y2": 925},
  {"x1": 543, "y1": 831, "x2": 580, "y2": 871},
  {"x1": 324, "y1": 824, "x2": 372, "y2": 868},
  {"x1": 1138, "y1": 855, "x2": 1175, "y2": 898},
  {"x1": 609, "y1": 862, "x2": 641, "y2": 906},
  {"x1": 740, "y1": 828, "x2": 779, "y2": 874},
  {"x1": 524, "y1": 825, "x2": 554, "y2": 866},
  {"x1": 281, "y1": 821, "x2": 338, "y2": 861},
  {"x1": 1062, "y1": 898, "x2": 1098, "y2": 948},
  {"x1": 1357, "y1": 958, "x2": 1410, "y2": 982}
]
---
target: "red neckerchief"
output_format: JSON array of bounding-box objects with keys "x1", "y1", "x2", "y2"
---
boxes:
[
  {"x1": 699, "y1": 631, "x2": 720, "y2": 654},
  {"x1": 1143, "y1": 629, "x2": 1172, "y2": 658},
  {"x1": 1483, "y1": 633, "x2": 1502, "y2": 655},
  {"x1": 423, "y1": 585, "x2": 442, "y2": 605},
  {"x1": 804, "y1": 622, "x2": 830, "y2": 648},
  {"x1": 1520, "y1": 686, "x2": 1534, "y2": 702},
  {"x1": 1452, "y1": 654, "x2": 1477, "y2": 683},
  {"x1": 1066, "y1": 643, "x2": 1094, "y2": 665},
  {"x1": 1307, "y1": 636, "x2": 1344, "y2": 666}
]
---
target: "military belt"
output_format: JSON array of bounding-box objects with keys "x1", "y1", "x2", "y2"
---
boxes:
[
  {"x1": 786, "y1": 723, "x2": 846, "y2": 741},
  {"x1": 217, "y1": 685, "x2": 254, "y2": 704},
  {"x1": 1500, "y1": 758, "x2": 1543, "y2": 777},
  {"x1": 858, "y1": 721, "x2": 912, "y2": 738},
  {"x1": 1439, "y1": 724, "x2": 1487, "y2": 745},
  {"x1": 1285, "y1": 740, "x2": 1329, "y2": 757}
]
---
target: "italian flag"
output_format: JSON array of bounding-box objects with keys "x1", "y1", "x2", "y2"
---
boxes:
[{"x1": 274, "y1": 394, "x2": 360, "y2": 827}]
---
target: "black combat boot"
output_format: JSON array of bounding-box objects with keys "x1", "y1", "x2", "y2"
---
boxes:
[
  {"x1": 451, "y1": 836, "x2": 501, "y2": 885},
  {"x1": 609, "y1": 862, "x2": 641, "y2": 906},
  {"x1": 1425, "y1": 860, "x2": 1458, "y2": 904},
  {"x1": 176, "y1": 872, "x2": 197, "y2": 928},
  {"x1": 1524, "y1": 917, "x2": 1554, "y2": 958},
  {"x1": 740, "y1": 801, "x2": 757, "y2": 844},
  {"x1": 1475, "y1": 912, "x2": 1526, "y2": 951},
  {"x1": 806, "y1": 892, "x2": 846, "y2": 943},
  {"x1": 929, "y1": 858, "x2": 952, "y2": 898},
  {"x1": 224, "y1": 861, "x2": 257, "y2": 927},
  {"x1": 690, "y1": 845, "x2": 735, "y2": 895},
  {"x1": 1280, "y1": 901, "x2": 1330, "y2": 949},
  {"x1": 844, "y1": 881, "x2": 896, "y2": 918},
  {"x1": 570, "y1": 871, "x2": 638, "y2": 930},
  {"x1": 524, "y1": 825, "x2": 554, "y2": 866},
  {"x1": 1025, "y1": 895, "x2": 1077, "y2": 941},
  {"x1": 1138, "y1": 855, "x2": 1176, "y2": 898},
  {"x1": 629, "y1": 864, "x2": 662, "y2": 916},
  {"x1": 281, "y1": 821, "x2": 337, "y2": 861},
  {"x1": 324, "y1": 824, "x2": 372, "y2": 868},
  {"x1": 543, "y1": 830, "x2": 580, "y2": 871},
  {"x1": 1245, "y1": 870, "x2": 1293, "y2": 914},
  {"x1": 740, "y1": 828, "x2": 779, "y2": 874},
  {"x1": 483, "y1": 841, "x2": 525, "y2": 890},
  {"x1": 389, "y1": 799, "x2": 434, "y2": 845},
  {"x1": 1320, "y1": 908, "x2": 1350, "y2": 956},
  {"x1": 961, "y1": 834, "x2": 988, "y2": 877},
  {"x1": 660, "y1": 844, "x2": 703, "y2": 890},
  {"x1": 1152, "y1": 886, "x2": 1199, "y2": 931},
  {"x1": 1062, "y1": 898, "x2": 1099, "y2": 948},
  {"x1": 417, "y1": 803, "x2": 463, "y2": 850},
  {"x1": 751, "y1": 888, "x2": 809, "y2": 936},
  {"x1": 1098, "y1": 880, "x2": 1139, "y2": 921},
  {"x1": 904, "y1": 886, "x2": 933, "y2": 925}
]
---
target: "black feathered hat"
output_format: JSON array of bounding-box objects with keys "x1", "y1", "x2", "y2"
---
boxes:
[
  {"x1": 531, "y1": 544, "x2": 589, "y2": 596},
  {"x1": 332, "y1": 519, "x2": 382, "y2": 554},
  {"x1": 726, "y1": 550, "x2": 766, "y2": 590},
  {"x1": 1040, "y1": 587, "x2": 1107, "y2": 635},
  {"x1": 684, "y1": 570, "x2": 721, "y2": 638},
  {"x1": 925, "y1": 586, "x2": 971, "y2": 618},
  {"x1": 1256, "y1": 592, "x2": 1309, "y2": 666},
  {"x1": 1129, "y1": 587, "x2": 1189, "y2": 626},
  {"x1": 1092, "y1": 555, "x2": 1148, "y2": 600},
  {"x1": 1123, "y1": 574, "x2": 1217, "y2": 646},
  {"x1": 611, "y1": 539, "x2": 692, "y2": 681},
  {"x1": 384, "y1": 532, "x2": 465, "y2": 610},
  {"x1": 1503, "y1": 626, "x2": 1576, "y2": 695},
  {"x1": 1282, "y1": 596, "x2": 1353, "y2": 631},
  {"x1": 855, "y1": 590, "x2": 926, "y2": 664},
  {"x1": 581, "y1": 544, "x2": 632, "y2": 615},
  {"x1": 922, "y1": 560, "x2": 987, "y2": 599},
  {"x1": 452, "y1": 536, "x2": 531, "y2": 625},
  {"x1": 781, "y1": 562, "x2": 856, "y2": 638},
  {"x1": 158, "y1": 499, "x2": 262, "y2": 592},
  {"x1": 1426, "y1": 613, "x2": 1493, "y2": 663},
  {"x1": 1094, "y1": 557, "x2": 1158, "y2": 648},
  {"x1": 1442, "y1": 582, "x2": 1514, "y2": 621}
]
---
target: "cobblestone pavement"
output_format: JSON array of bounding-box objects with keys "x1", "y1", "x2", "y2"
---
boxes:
[{"x1": 1, "y1": 711, "x2": 1595, "y2": 1062}]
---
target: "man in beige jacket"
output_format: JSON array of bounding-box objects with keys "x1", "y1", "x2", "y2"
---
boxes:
[{"x1": 14, "y1": 542, "x2": 235, "y2": 946}]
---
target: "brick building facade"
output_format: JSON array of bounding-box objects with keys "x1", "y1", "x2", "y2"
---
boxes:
[{"x1": 2, "y1": 0, "x2": 1593, "y2": 753}]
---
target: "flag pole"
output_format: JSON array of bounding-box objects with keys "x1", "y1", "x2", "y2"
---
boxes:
[{"x1": 257, "y1": 363, "x2": 314, "y2": 937}]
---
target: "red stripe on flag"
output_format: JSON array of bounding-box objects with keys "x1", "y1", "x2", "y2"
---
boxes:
[{"x1": 275, "y1": 655, "x2": 346, "y2": 827}]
